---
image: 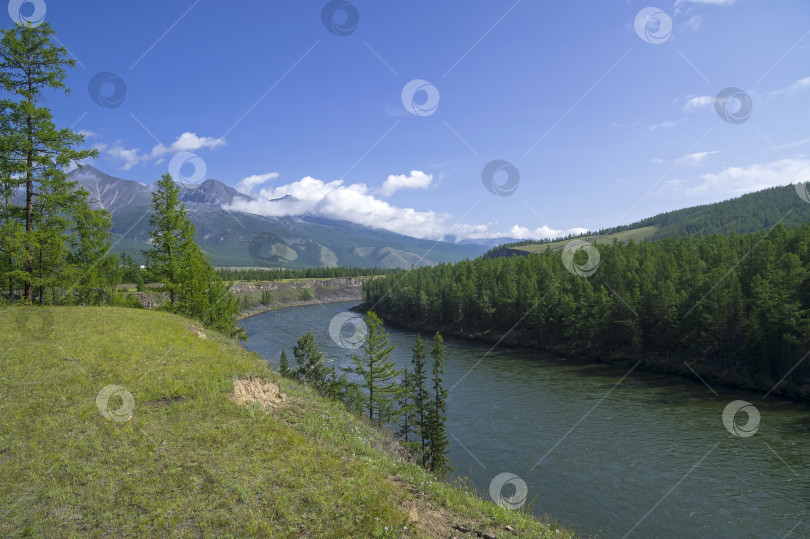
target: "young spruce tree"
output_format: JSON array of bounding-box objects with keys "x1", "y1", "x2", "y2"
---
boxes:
[
  {"x1": 279, "y1": 348, "x2": 291, "y2": 378},
  {"x1": 292, "y1": 332, "x2": 330, "y2": 394}
]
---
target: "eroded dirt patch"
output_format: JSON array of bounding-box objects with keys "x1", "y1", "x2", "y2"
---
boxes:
[
  {"x1": 188, "y1": 324, "x2": 207, "y2": 339},
  {"x1": 230, "y1": 378, "x2": 284, "y2": 409},
  {"x1": 145, "y1": 396, "x2": 186, "y2": 407}
]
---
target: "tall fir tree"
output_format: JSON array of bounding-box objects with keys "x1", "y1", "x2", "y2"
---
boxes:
[
  {"x1": 0, "y1": 22, "x2": 101, "y2": 304},
  {"x1": 345, "y1": 311, "x2": 400, "y2": 426}
]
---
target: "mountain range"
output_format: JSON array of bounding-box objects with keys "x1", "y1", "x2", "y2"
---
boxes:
[{"x1": 70, "y1": 166, "x2": 492, "y2": 268}]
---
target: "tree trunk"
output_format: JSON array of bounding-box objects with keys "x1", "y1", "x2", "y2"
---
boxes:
[{"x1": 24, "y1": 60, "x2": 34, "y2": 304}]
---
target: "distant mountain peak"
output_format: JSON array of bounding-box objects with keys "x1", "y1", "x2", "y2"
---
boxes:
[{"x1": 177, "y1": 179, "x2": 254, "y2": 207}]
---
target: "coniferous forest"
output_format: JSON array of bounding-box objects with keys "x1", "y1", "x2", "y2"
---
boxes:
[{"x1": 363, "y1": 224, "x2": 810, "y2": 397}]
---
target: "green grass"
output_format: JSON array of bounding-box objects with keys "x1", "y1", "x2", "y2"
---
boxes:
[
  {"x1": 513, "y1": 226, "x2": 657, "y2": 254},
  {"x1": 0, "y1": 306, "x2": 574, "y2": 538}
]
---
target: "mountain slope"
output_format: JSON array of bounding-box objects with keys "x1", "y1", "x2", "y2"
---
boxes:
[
  {"x1": 70, "y1": 166, "x2": 486, "y2": 268},
  {"x1": 488, "y1": 184, "x2": 810, "y2": 257}
]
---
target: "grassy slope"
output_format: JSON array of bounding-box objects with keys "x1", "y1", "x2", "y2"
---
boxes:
[
  {"x1": 511, "y1": 226, "x2": 657, "y2": 254},
  {"x1": 0, "y1": 307, "x2": 572, "y2": 538}
]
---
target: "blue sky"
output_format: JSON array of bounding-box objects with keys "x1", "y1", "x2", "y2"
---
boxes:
[{"x1": 13, "y1": 0, "x2": 810, "y2": 241}]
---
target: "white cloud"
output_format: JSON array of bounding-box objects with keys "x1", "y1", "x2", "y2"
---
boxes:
[
  {"x1": 236, "y1": 172, "x2": 279, "y2": 195},
  {"x1": 665, "y1": 157, "x2": 810, "y2": 199},
  {"x1": 682, "y1": 95, "x2": 713, "y2": 111},
  {"x1": 503, "y1": 225, "x2": 587, "y2": 240},
  {"x1": 651, "y1": 157, "x2": 664, "y2": 164},
  {"x1": 101, "y1": 132, "x2": 226, "y2": 170},
  {"x1": 157, "y1": 132, "x2": 226, "y2": 154},
  {"x1": 678, "y1": 150, "x2": 719, "y2": 166},
  {"x1": 378, "y1": 170, "x2": 433, "y2": 197},
  {"x1": 225, "y1": 176, "x2": 451, "y2": 239},
  {"x1": 650, "y1": 119, "x2": 683, "y2": 131},
  {"x1": 772, "y1": 76, "x2": 810, "y2": 95},
  {"x1": 223, "y1": 173, "x2": 579, "y2": 242}
]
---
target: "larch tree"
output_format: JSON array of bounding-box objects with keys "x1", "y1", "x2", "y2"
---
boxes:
[
  {"x1": 345, "y1": 311, "x2": 400, "y2": 426},
  {"x1": 425, "y1": 331, "x2": 450, "y2": 475},
  {"x1": 144, "y1": 174, "x2": 239, "y2": 335},
  {"x1": 0, "y1": 22, "x2": 101, "y2": 304},
  {"x1": 410, "y1": 333, "x2": 430, "y2": 465}
]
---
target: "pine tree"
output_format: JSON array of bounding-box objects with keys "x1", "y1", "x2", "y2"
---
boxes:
[
  {"x1": 345, "y1": 311, "x2": 400, "y2": 426},
  {"x1": 293, "y1": 332, "x2": 330, "y2": 393},
  {"x1": 0, "y1": 23, "x2": 100, "y2": 303},
  {"x1": 425, "y1": 331, "x2": 450, "y2": 475},
  {"x1": 279, "y1": 349, "x2": 291, "y2": 378}
]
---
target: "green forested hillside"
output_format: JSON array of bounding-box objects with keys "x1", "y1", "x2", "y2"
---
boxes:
[
  {"x1": 364, "y1": 224, "x2": 810, "y2": 397},
  {"x1": 489, "y1": 184, "x2": 810, "y2": 258},
  {"x1": 607, "y1": 184, "x2": 810, "y2": 239}
]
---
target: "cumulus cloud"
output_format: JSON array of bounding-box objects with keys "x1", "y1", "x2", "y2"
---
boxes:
[
  {"x1": 504, "y1": 225, "x2": 589, "y2": 240},
  {"x1": 224, "y1": 176, "x2": 450, "y2": 239},
  {"x1": 378, "y1": 170, "x2": 433, "y2": 197},
  {"x1": 223, "y1": 173, "x2": 579, "y2": 242},
  {"x1": 236, "y1": 172, "x2": 279, "y2": 195},
  {"x1": 665, "y1": 158, "x2": 810, "y2": 199},
  {"x1": 100, "y1": 132, "x2": 226, "y2": 170},
  {"x1": 682, "y1": 95, "x2": 713, "y2": 111}
]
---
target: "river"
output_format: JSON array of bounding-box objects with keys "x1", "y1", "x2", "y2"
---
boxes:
[{"x1": 239, "y1": 301, "x2": 810, "y2": 538}]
